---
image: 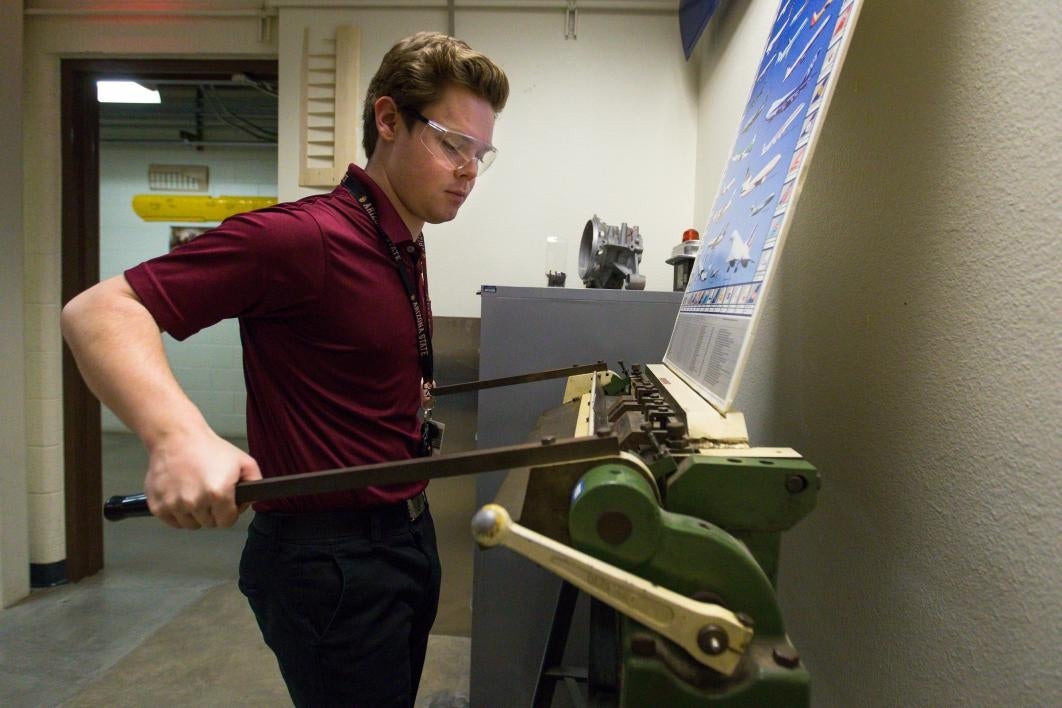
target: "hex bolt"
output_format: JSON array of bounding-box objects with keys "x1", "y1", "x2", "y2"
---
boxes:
[
  {"x1": 540, "y1": 436, "x2": 556, "y2": 446},
  {"x1": 772, "y1": 645, "x2": 801, "y2": 669},
  {"x1": 736, "y1": 612, "x2": 755, "y2": 628},
  {"x1": 595, "y1": 425, "x2": 613, "y2": 438},
  {"x1": 697, "y1": 625, "x2": 729, "y2": 656},
  {"x1": 630, "y1": 636, "x2": 656, "y2": 657},
  {"x1": 785, "y1": 474, "x2": 808, "y2": 494}
]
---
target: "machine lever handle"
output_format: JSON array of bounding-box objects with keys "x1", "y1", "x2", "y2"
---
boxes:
[
  {"x1": 104, "y1": 493, "x2": 151, "y2": 520},
  {"x1": 471, "y1": 504, "x2": 752, "y2": 676}
]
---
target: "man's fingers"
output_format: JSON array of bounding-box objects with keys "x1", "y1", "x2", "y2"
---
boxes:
[
  {"x1": 194, "y1": 508, "x2": 218, "y2": 529},
  {"x1": 145, "y1": 439, "x2": 261, "y2": 529},
  {"x1": 157, "y1": 513, "x2": 183, "y2": 530},
  {"x1": 174, "y1": 512, "x2": 203, "y2": 530},
  {"x1": 212, "y1": 497, "x2": 242, "y2": 528},
  {"x1": 241, "y1": 454, "x2": 263, "y2": 482}
]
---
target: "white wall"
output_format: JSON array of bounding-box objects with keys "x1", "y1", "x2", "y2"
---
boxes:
[
  {"x1": 696, "y1": 1, "x2": 1061, "y2": 704},
  {"x1": 278, "y1": 6, "x2": 699, "y2": 317},
  {"x1": 1, "y1": 0, "x2": 30, "y2": 607},
  {"x1": 99, "y1": 144, "x2": 278, "y2": 437}
]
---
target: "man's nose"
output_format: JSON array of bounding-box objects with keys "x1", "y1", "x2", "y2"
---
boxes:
[{"x1": 455, "y1": 159, "x2": 479, "y2": 180}]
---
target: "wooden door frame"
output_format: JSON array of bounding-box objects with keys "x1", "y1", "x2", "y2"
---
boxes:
[{"x1": 60, "y1": 58, "x2": 277, "y2": 582}]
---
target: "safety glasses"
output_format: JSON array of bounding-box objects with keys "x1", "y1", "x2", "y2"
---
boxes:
[{"x1": 402, "y1": 107, "x2": 498, "y2": 175}]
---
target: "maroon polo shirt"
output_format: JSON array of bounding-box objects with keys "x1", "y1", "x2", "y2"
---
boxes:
[{"x1": 125, "y1": 164, "x2": 431, "y2": 512}]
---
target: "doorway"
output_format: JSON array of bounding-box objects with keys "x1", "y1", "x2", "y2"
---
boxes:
[{"x1": 61, "y1": 59, "x2": 277, "y2": 582}]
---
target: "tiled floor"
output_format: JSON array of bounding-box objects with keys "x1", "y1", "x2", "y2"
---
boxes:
[{"x1": 0, "y1": 433, "x2": 472, "y2": 707}]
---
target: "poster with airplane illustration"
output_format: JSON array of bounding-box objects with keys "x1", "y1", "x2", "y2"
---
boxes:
[{"x1": 664, "y1": 0, "x2": 864, "y2": 413}]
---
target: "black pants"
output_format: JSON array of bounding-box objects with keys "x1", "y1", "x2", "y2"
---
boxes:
[{"x1": 238, "y1": 501, "x2": 441, "y2": 707}]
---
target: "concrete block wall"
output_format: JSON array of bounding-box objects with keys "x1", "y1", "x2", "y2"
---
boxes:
[
  {"x1": 99, "y1": 144, "x2": 278, "y2": 438},
  {"x1": 0, "y1": 0, "x2": 29, "y2": 607},
  {"x1": 24, "y1": 156, "x2": 65, "y2": 580}
]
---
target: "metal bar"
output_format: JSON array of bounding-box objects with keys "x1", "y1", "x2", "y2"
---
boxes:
[
  {"x1": 431, "y1": 361, "x2": 607, "y2": 397},
  {"x1": 104, "y1": 434, "x2": 618, "y2": 519},
  {"x1": 237, "y1": 435, "x2": 616, "y2": 503}
]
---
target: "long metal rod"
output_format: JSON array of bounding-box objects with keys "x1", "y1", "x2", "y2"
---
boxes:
[
  {"x1": 239, "y1": 435, "x2": 616, "y2": 503},
  {"x1": 104, "y1": 435, "x2": 618, "y2": 520},
  {"x1": 431, "y1": 361, "x2": 607, "y2": 397}
]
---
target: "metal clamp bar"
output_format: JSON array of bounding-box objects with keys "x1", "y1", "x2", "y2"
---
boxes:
[{"x1": 430, "y1": 361, "x2": 607, "y2": 397}]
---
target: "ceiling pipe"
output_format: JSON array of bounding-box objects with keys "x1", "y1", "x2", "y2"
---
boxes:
[{"x1": 27, "y1": 1, "x2": 673, "y2": 16}]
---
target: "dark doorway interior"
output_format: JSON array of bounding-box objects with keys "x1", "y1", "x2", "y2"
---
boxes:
[{"x1": 60, "y1": 59, "x2": 277, "y2": 583}]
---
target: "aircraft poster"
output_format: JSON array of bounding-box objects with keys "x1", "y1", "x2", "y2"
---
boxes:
[{"x1": 664, "y1": 0, "x2": 864, "y2": 413}]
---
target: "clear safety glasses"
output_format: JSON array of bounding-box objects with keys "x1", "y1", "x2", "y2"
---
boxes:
[{"x1": 403, "y1": 108, "x2": 498, "y2": 175}]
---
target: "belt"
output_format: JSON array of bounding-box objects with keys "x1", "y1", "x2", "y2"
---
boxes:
[{"x1": 252, "y1": 491, "x2": 429, "y2": 541}]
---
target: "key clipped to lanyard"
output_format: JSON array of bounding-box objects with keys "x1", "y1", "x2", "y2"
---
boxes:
[{"x1": 420, "y1": 381, "x2": 444, "y2": 455}]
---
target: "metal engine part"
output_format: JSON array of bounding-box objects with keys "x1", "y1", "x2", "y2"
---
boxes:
[{"x1": 579, "y1": 215, "x2": 646, "y2": 290}]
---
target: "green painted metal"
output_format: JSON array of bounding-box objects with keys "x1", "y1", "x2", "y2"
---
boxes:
[
  {"x1": 568, "y1": 458, "x2": 813, "y2": 705},
  {"x1": 620, "y1": 630, "x2": 810, "y2": 708},
  {"x1": 571, "y1": 469, "x2": 785, "y2": 636},
  {"x1": 667, "y1": 455, "x2": 819, "y2": 532},
  {"x1": 731, "y1": 531, "x2": 783, "y2": 587},
  {"x1": 666, "y1": 455, "x2": 818, "y2": 581},
  {"x1": 648, "y1": 454, "x2": 678, "y2": 483},
  {"x1": 602, "y1": 372, "x2": 630, "y2": 396},
  {"x1": 570, "y1": 463, "x2": 660, "y2": 565}
]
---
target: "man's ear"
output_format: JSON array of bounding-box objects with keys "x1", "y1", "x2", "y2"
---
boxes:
[{"x1": 374, "y1": 96, "x2": 400, "y2": 145}]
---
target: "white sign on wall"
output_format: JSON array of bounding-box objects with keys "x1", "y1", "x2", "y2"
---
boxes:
[{"x1": 665, "y1": 0, "x2": 864, "y2": 412}]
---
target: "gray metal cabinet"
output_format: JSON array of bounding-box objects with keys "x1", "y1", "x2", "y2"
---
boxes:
[{"x1": 471, "y1": 286, "x2": 681, "y2": 707}]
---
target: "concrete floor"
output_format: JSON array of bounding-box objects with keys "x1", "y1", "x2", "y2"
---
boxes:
[{"x1": 0, "y1": 433, "x2": 474, "y2": 707}]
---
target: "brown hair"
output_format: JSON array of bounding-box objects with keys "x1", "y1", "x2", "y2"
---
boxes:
[{"x1": 362, "y1": 31, "x2": 509, "y2": 159}]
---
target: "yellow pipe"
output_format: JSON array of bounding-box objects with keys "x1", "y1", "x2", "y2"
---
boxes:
[{"x1": 132, "y1": 194, "x2": 278, "y2": 222}]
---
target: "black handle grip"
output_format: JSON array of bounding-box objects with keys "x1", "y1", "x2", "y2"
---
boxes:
[{"x1": 104, "y1": 493, "x2": 151, "y2": 521}]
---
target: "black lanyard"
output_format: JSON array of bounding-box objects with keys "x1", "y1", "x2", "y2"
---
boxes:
[{"x1": 341, "y1": 176, "x2": 433, "y2": 383}]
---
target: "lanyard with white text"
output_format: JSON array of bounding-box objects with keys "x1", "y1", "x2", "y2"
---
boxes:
[{"x1": 341, "y1": 176, "x2": 433, "y2": 383}]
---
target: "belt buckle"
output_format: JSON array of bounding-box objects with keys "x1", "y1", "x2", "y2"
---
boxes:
[{"x1": 406, "y1": 491, "x2": 426, "y2": 521}]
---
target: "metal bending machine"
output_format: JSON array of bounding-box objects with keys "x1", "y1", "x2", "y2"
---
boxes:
[
  {"x1": 470, "y1": 362, "x2": 818, "y2": 706},
  {"x1": 105, "y1": 361, "x2": 818, "y2": 706}
]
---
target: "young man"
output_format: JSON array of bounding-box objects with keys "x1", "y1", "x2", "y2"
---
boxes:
[{"x1": 61, "y1": 32, "x2": 508, "y2": 707}]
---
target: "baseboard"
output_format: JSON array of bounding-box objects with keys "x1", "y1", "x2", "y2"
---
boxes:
[{"x1": 30, "y1": 560, "x2": 68, "y2": 588}]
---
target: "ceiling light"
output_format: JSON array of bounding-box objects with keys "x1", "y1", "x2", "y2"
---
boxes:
[{"x1": 96, "y1": 81, "x2": 161, "y2": 104}]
